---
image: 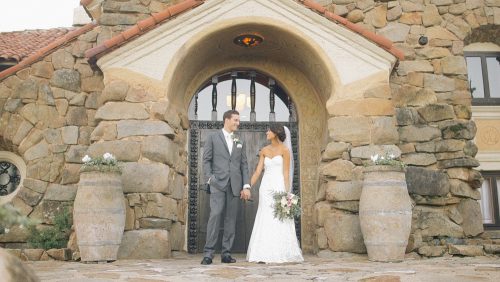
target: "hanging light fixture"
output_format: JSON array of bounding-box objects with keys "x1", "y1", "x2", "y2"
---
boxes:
[{"x1": 234, "y1": 33, "x2": 264, "y2": 47}]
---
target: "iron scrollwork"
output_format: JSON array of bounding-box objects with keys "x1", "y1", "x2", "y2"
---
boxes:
[
  {"x1": 188, "y1": 121, "x2": 300, "y2": 253},
  {"x1": 0, "y1": 162, "x2": 20, "y2": 196}
]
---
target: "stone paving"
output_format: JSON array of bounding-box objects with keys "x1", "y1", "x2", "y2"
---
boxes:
[{"x1": 26, "y1": 252, "x2": 500, "y2": 281}]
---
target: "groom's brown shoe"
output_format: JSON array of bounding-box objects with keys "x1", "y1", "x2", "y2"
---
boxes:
[
  {"x1": 201, "y1": 257, "x2": 212, "y2": 265},
  {"x1": 221, "y1": 255, "x2": 236, "y2": 263}
]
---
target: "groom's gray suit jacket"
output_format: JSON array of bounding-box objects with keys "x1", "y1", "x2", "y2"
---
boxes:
[{"x1": 203, "y1": 130, "x2": 249, "y2": 196}]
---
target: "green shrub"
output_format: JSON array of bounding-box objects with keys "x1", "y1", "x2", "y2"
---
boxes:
[
  {"x1": 27, "y1": 207, "x2": 72, "y2": 250},
  {"x1": 0, "y1": 204, "x2": 36, "y2": 234}
]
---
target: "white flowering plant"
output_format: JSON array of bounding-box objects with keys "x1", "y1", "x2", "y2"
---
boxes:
[
  {"x1": 272, "y1": 191, "x2": 301, "y2": 221},
  {"x1": 80, "y1": 152, "x2": 122, "y2": 173},
  {"x1": 368, "y1": 153, "x2": 406, "y2": 169}
]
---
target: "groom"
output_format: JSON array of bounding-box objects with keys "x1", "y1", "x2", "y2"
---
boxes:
[{"x1": 201, "y1": 110, "x2": 251, "y2": 265}]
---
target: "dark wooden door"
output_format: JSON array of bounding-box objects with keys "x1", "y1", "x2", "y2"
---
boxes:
[{"x1": 188, "y1": 121, "x2": 299, "y2": 253}]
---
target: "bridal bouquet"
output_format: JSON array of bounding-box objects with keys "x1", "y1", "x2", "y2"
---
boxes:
[{"x1": 272, "y1": 191, "x2": 301, "y2": 221}]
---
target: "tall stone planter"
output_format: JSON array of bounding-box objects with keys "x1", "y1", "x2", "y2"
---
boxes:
[
  {"x1": 74, "y1": 171, "x2": 125, "y2": 262},
  {"x1": 359, "y1": 165, "x2": 412, "y2": 262}
]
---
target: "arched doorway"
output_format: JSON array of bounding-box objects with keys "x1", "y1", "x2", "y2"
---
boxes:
[
  {"x1": 187, "y1": 69, "x2": 300, "y2": 253},
  {"x1": 162, "y1": 19, "x2": 334, "y2": 253}
]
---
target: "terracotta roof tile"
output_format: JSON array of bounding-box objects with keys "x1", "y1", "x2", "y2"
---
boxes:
[
  {"x1": 85, "y1": 0, "x2": 403, "y2": 62},
  {"x1": 0, "y1": 23, "x2": 97, "y2": 81},
  {"x1": 300, "y1": 0, "x2": 404, "y2": 60},
  {"x1": 80, "y1": 0, "x2": 93, "y2": 6},
  {"x1": 0, "y1": 28, "x2": 74, "y2": 62},
  {"x1": 85, "y1": 0, "x2": 205, "y2": 60}
]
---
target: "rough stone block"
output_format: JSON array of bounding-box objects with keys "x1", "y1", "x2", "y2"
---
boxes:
[
  {"x1": 50, "y1": 69, "x2": 81, "y2": 92},
  {"x1": 417, "y1": 104, "x2": 456, "y2": 122},
  {"x1": 448, "y1": 245, "x2": 484, "y2": 256},
  {"x1": 418, "y1": 246, "x2": 447, "y2": 257},
  {"x1": 324, "y1": 211, "x2": 366, "y2": 253},
  {"x1": 95, "y1": 102, "x2": 149, "y2": 121},
  {"x1": 322, "y1": 159, "x2": 356, "y2": 181},
  {"x1": 457, "y1": 199, "x2": 484, "y2": 237},
  {"x1": 142, "y1": 135, "x2": 179, "y2": 166},
  {"x1": 326, "y1": 180, "x2": 362, "y2": 201},
  {"x1": 121, "y1": 163, "x2": 170, "y2": 193},
  {"x1": 117, "y1": 230, "x2": 171, "y2": 259},
  {"x1": 117, "y1": 120, "x2": 175, "y2": 139},
  {"x1": 399, "y1": 125, "x2": 441, "y2": 142},
  {"x1": 328, "y1": 117, "x2": 371, "y2": 146},
  {"x1": 44, "y1": 184, "x2": 77, "y2": 201},
  {"x1": 322, "y1": 142, "x2": 349, "y2": 161},
  {"x1": 406, "y1": 167, "x2": 450, "y2": 196},
  {"x1": 449, "y1": 179, "x2": 480, "y2": 199},
  {"x1": 87, "y1": 140, "x2": 140, "y2": 162}
]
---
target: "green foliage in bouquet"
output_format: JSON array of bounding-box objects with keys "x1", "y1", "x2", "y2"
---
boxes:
[
  {"x1": 27, "y1": 207, "x2": 72, "y2": 250},
  {"x1": 272, "y1": 191, "x2": 301, "y2": 221},
  {"x1": 80, "y1": 153, "x2": 122, "y2": 173}
]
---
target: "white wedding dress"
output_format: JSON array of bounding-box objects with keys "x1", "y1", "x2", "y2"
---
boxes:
[{"x1": 246, "y1": 155, "x2": 304, "y2": 263}]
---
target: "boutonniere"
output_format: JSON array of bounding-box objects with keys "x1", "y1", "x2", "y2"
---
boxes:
[{"x1": 231, "y1": 134, "x2": 243, "y2": 148}]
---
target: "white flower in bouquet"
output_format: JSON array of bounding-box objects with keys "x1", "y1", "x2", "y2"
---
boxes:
[{"x1": 272, "y1": 191, "x2": 301, "y2": 221}]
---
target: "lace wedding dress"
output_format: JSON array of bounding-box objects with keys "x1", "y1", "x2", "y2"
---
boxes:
[{"x1": 246, "y1": 155, "x2": 304, "y2": 263}]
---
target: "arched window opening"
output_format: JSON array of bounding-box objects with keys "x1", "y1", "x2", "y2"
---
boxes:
[{"x1": 188, "y1": 70, "x2": 296, "y2": 122}]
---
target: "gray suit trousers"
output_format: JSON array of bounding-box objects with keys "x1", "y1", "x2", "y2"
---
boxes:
[{"x1": 203, "y1": 182, "x2": 240, "y2": 258}]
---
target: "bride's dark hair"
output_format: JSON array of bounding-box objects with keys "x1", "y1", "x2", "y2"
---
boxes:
[{"x1": 269, "y1": 124, "x2": 286, "y2": 142}]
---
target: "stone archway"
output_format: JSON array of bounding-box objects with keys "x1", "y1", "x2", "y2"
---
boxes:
[
  {"x1": 163, "y1": 19, "x2": 333, "y2": 252},
  {"x1": 93, "y1": 1, "x2": 397, "y2": 254}
]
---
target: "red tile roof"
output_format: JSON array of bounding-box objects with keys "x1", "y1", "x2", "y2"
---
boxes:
[
  {"x1": 0, "y1": 0, "x2": 403, "y2": 82},
  {"x1": 85, "y1": 0, "x2": 204, "y2": 61},
  {"x1": 86, "y1": 0, "x2": 403, "y2": 62},
  {"x1": 0, "y1": 23, "x2": 97, "y2": 81},
  {"x1": 299, "y1": 0, "x2": 404, "y2": 60},
  {"x1": 0, "y1": 28, "x2": 74, "y2": 62}
]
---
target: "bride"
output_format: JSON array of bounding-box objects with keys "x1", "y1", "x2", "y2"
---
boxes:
[{"x1": 246, "y1": 124, "x2": 303, "y2": 263}]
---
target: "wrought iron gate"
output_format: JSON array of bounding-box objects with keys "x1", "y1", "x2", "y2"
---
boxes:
[{"x1": 187, "y1": 121, "x2": 300, "y2": 253}]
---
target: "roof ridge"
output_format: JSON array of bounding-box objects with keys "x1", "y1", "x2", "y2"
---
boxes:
[
  {"x1": 299, "y1": 0, "x2": 404, "y2": 60},
  {"x1": 0, "y1": 27, "x2": 75, "y2": 34},
  {"x1": 0, "y1": 22, "x2": 97, "y2": 81},
  {"x1": 85, "y1": 0, "x2": 403, "y2": 62}
]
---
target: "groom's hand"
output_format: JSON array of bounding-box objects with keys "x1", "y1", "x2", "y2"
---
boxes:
[{"x1": 240, "y1": 189, "x2": 251, "y2": 201}]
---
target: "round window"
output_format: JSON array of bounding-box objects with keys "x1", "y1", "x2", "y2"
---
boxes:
[
  {"x1": 0, "y1": 161, "x2": 21, "y2": 196},
  {"x1": 0, "y1": 152, "x2": 26, "y2": 205}
]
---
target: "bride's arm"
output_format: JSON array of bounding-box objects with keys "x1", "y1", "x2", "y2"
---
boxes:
[
  {"x1": 250, "y1": 150, "x2": 265, "y2": 187},
  {"x1": 282, "y1": 148, "x2": 291, "y2": 192}
]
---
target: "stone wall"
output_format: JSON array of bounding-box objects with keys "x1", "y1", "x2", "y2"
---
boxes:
[
  {"x1": 0, "y1": 24, "x2": 187, "y2": 258},
  {"x1": 1, "y1": 0, "x2": 498, "y2": 258},
  {"x1": 315, "y1": 0, "x2": 498, "y2": 256}
]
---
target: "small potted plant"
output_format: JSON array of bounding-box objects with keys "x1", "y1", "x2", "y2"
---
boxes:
[
  {"x1": 359, "y1": 152, "x2": 412, "y2": 262},
  {"x1": 73, "y1": 153, "x2": 125, "y2": 262}
]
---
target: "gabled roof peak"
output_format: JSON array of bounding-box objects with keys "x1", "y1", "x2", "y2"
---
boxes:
[{"x1": 85, "y1": 0, "x2": 403, "y2": 61}]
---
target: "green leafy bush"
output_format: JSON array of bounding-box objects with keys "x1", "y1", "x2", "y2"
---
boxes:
[
  {"x1": 0, "y1": 204, "x2": 34, "y2": 233},
  {"x1": 27, "y1": 207, "x2": 72, "y2": 250}
]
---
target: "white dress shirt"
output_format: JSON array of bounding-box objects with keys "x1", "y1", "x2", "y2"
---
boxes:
[
  {"x1": 221, "y1": 129, "x2": 250, "y2": 190},
  {"x1": 222, "y1": 129, "x2": 233, "y2": 154}
]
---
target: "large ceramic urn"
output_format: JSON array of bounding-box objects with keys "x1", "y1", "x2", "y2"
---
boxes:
[
  {"x1": 74, "y1": 171, "x2": 125, "y2": 262},
  {"x1": 359, "y1": 165, "x2": 412, "y2": 262}
]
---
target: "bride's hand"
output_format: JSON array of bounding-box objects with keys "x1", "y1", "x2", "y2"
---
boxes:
[{"x1": 240, "y1": 189, "x2": 251, "y2": 200}]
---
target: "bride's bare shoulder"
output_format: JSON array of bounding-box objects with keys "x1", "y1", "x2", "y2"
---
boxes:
[
  {"x1": 280, "y1": 145, "x2": 290, "y2": 153},
  {"x1": 259, "y1": 146, "x2": 270, "y2": 156}
]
